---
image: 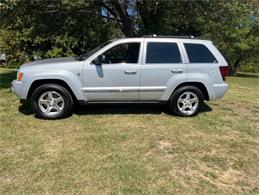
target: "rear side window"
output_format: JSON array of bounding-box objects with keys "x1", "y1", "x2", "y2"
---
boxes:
[
  {"x1": 146, "y1": 42, "x2": 182, "y2": 63},
  {"x1": 184, "y1": 43, "x2": 217, "y2": 63}
]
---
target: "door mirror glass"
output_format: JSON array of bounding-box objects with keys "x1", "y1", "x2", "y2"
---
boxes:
[{"x1": 93, "y1": 54, "x2": 106, "y2": 65}]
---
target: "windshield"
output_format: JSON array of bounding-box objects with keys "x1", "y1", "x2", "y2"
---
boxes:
[{"x1": 76, "y1": 40, "x2": 113, "y2": 61}]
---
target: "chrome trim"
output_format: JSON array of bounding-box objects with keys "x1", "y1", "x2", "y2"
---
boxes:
[
  {"x1": 82, "y1": 86, "x2": 166, "y2": 93},
  {"x1": 86, "y1": 100, "x2": 167, "y2": 104}
]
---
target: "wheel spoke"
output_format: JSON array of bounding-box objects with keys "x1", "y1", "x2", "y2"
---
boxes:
[
  {"x1": 178, "y1": 98, "x2": 184, "y2": 103},
  {"x1": 46, "y1": 105, "x2": 52, "y2": 113},
  {"x1": 55, "y1": 96, "x2": 63, "y2": 103},
  {"x1": 180, "y1": 106, "x2": 186, "y2": 111},
  {"x1": 190, "y1": 98, "x2": 198, "y2": 103},
  {"x1": 186, "y1": 92, "x2": 190, "y2": 100},
  {"x1": 54, "y1": 105, "x2": 62, "y2": 112},
  {"x1": 47, "y1": 92, "x2": 53, "y2": 99},
  {"x1": 39, "y1": 99, "x2": 48, "y2": 105},
  {"x1": 188, "y1": 105, "x2": 194, "y2": 111}
]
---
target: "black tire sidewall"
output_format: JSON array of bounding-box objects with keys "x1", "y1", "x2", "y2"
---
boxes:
[
  {"x1": 31, "y1": 84, "x2": 73, "y2": 119},
  {"x1": 169, "y1": 86, "x2": 204, "y2": 117}
]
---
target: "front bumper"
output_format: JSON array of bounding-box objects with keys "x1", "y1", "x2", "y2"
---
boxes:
[{"x1": 11, "y1": 80, "x2": 24, "y2": 99}]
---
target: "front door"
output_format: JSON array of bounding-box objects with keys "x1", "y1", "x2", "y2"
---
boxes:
[{"x1": 83, "y1": 41, "x2": 142, "y2": 101}]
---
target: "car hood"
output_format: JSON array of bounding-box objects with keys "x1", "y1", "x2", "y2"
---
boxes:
[{"x1": 22, "y1": 57, "x2": 79, "y2": 67}]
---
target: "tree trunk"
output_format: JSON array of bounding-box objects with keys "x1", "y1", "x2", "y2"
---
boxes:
[
  {"x1": 110, "y1": 0, "x2": 135, "y2": 37},
  {"x1": 234, "y1": 65, "x2": 238, "y2": 75},
  {"x1": 136, "y1": 0, "x2": 159, "y2": 33},
  {"x1": 233, "y1": 59, "x2": 240, "y2": 75},
  {"x1": 136, "y1": 0, "x2": 152, "y2": 31}
]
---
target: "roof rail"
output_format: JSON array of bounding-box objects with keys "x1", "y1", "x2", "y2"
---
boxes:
[{"x1": 142, "y1": 34, "x2": 195, "y2": 39}]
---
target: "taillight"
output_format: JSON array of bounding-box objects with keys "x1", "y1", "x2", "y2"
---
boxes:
[{"x1": 219, "y1": 66, "x2": 228, "y2": 81}]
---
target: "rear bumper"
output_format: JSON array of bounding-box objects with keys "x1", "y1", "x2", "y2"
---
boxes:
[
  {"x1": 213, "y1": 83, "x2": 228, "y2": 99},
  {"x1": 11, "y1": 80, "x2": 25, "y2": 99}
]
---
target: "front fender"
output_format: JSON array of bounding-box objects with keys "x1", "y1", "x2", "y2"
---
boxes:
[{"x1": 22, "y1": 70, "x2": 85, "y2": 100}]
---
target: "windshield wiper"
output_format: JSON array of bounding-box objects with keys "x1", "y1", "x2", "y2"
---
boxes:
[{"x1": 75, "y1": 54, "x2": 87, "y2": 61}]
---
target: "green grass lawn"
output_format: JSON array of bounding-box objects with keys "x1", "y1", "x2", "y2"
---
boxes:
[{"x1": 0, "y1": 68, "x2": 258, "y2": 194}]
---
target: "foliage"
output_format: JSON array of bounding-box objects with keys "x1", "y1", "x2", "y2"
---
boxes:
[
  {"x1": 0, "y1": 0, "x2": 121, "y2": 66},
  {"x1": 0, "y1": 0, "x2": 258, "y2": 73},
  {"x1": 201, "y1": 1, "x2": 258, "y2": 73}
]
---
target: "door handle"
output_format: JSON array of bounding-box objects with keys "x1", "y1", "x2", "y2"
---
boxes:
[
  {"x1": 171, "y1": 69, "x2": 183, "y2": 74},
  {"x1": 124, "y1": 70, "x2": 137, "y2": 74}
]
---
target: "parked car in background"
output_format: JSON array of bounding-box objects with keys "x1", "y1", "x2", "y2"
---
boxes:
[
  {"x1": 0, "y1": 53, "x2": 6, "y2": 64},
  {"x1": 12, "y1": 35, "x2": 228, "y2": 119}
]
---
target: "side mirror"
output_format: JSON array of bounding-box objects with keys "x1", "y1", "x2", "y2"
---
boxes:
[{"x1": 93, "y1": 54, "x2": 106, "y2": 65}]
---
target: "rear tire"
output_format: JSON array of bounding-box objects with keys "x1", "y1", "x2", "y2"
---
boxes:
[
  {"x1": 31, "y1": 84, "x2": 73, "y2": 119},
  {"x1": 168, "y1": 85, "x2": 204, "y2": 117}
]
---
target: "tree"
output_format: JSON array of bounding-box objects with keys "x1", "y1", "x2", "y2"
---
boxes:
[
  {"x1": 103, "y1": 0, "x2": 258, "y2": 74},
  {"x1": 0, "y1": 0, "x2": 121, "y2": 66},
  {"x1": 94, "y1": 0, "x2": 135, "y2": 37},
  {"x1": 201, "y1": 1, "x2": 258, "y2": 74},
  {"x1": 0, "y1": 0, "x2": 258, "y2": 74}
]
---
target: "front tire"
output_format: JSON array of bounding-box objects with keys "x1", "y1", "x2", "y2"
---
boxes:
[
  {"x1": 31, "y1": 84, "x2": 74, "y2": 119},
  {"x1": 168, "y1": 86, "x2": 204, "y2": 117}
]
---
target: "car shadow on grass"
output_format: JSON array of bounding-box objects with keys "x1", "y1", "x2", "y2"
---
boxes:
[
  {"x1": 73, "y1": 103, "x2": 212, "y2": 116},
  {"x1": 18, "y1": 101, "x2": 33, "y2": 115},
  {"x1": 18, "y1": 102, "x2": 212, "y2": 117},
  {"x1": 74, "y1": 104, "x2": 168, "y2": 115},
  {"x1": 0, "y1": 71, "x2": 17, "y2": 89}
]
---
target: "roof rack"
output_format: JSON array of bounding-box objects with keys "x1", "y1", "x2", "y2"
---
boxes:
[{"x1": 142, "y1": 34, "x2": 195, "y2": 39}]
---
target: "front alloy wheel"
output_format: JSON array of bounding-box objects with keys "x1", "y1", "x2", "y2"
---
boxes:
[
  {"x1": 31, "y1": 84, "x2": 73, "y2": 119},
  {"x1": 38, "y1": 91, "x2": 65, "y2": 116}
]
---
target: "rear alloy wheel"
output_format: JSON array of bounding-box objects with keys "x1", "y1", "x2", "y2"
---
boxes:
[
  {"x1": 177, "y1": 91, "x2": 199, "y2": 115},
  {"x1": 169, "y1": 86, "x2": 204, "y2": 116},
  {"x1": 31, "y1": 84, "x2": 73, "y2": 119}
]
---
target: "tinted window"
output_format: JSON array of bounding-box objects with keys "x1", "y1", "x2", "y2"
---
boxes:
[
  {"x1": 184, "y1": 43, "x2": 217, "y2": 63},
  {"x1": 103, "y1": 43, "x2": 140, "y2": 64},
  {"x1": 146, "y1": 42, "x2": 181, "y2": 63}
]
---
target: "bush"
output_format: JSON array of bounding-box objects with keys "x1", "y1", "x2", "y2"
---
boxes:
[{"x1": 240, "y1": 64, "x2": 259, "y2": 73}]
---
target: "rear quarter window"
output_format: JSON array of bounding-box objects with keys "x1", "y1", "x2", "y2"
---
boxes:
[{"x1": 184, "y1": 43, "x2": 217, "y2": 63}]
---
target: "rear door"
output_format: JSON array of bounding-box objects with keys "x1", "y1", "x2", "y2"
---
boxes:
[{"x1": 140, "y1": 39, "x2": 187, "y2": 100}]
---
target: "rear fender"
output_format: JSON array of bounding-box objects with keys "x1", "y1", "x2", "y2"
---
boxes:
[{"x1": 161, "y1": 73, "x2": 215, "y2": 100}]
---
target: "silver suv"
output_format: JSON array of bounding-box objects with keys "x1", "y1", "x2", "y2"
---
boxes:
[{"x1": 12, "y1": 36, "x2": 228, "y2": 119}]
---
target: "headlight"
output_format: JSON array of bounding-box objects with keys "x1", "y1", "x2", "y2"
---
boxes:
[{"x1": 17, "y1": 72, "x2": 24, "y2": 81}]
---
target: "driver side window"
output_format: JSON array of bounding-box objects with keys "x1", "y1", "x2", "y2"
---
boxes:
[{"x1": 103, "y1": 42, "x2": 140, "y2": 64}]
